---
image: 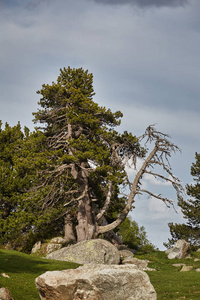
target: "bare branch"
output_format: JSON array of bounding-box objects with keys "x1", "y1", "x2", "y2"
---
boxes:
[
  {"x1": 98, "y1": 140, "x2": 158, "y2": 234},
  {"x1": 98, "y1": 125, "x2": 182, "y2": 235},
  {"x1": 138, "y1": 188, "x2": 174, "y2": 207},
  {"x1": 144, "y1": 170, "x2": 183, "y2": 194}
]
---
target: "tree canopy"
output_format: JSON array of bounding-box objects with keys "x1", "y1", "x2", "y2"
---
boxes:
[
  {"x1": 0, "y1": 67, "x2": 183, "y2": 251},
  {"x1": 32, "y1": 66, "x2": 144, "y2": 243},
  {"x1": 166, "y1": 153, "x2": 200, "y2": 249}
]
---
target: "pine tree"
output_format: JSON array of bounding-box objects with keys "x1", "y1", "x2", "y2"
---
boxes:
[
  {"x1": 31, "y1": 67, "x2": 182, "y2": 245},
  {"x1": 0, "y1": 122, "x2": 34, "y2": 248},
  {"x1": 1, "y1": 67, "x2": 183, "y2": 251},
  {"x1": 0, "y1": 122, "x2": 65, "y2": 251},
  {"x1": 166, "y1": 153, "x2": 200, "y2": 248},
  {"x1": 32, "y1": 66, "x2": 143, "y2": 242},
  {"x1": 116, "y1": 216, "x2": 156, "y2": 252},
  {"x1": 0, "y1": 122, "x2": 24, "y2": 222}
]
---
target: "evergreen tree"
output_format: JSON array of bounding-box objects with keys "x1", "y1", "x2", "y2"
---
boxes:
[
  {"x1": 32, "y1": 66, "x2": 143, "y2": 242},
  {"x1": 166, "y1": 153, "x2": 200, "y2": 249},
  {"x1": 0, "y1": 122, "x2": 33, "y2": 248},
  {"x1": 0, "y1": 123, "x2": 65, "y2": 251},
  {"x1": 31, "y1": 67, "x2": 182, "y2": 244},
  {"x1": 1, "y1": 67, "x2": 183, "y2": 251},
  {"x1": 0, "y1": 122, "x2": 24, "y2": 222},
  {"x1": 116, "y1": 216, "x2": 156, "y2": 252}
]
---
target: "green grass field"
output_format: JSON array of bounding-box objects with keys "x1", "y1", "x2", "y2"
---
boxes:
[
  {"x1": 136, "y1": 251, "x2": 200, "y2": 299},
  {"x1": 0, "y1": 249, "x2": 200, "y2": 299},
  {"x1": 0, "y1": 249, "x2": 79, "y2": 300}
]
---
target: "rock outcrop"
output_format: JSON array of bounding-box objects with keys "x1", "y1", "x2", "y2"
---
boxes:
[
  {"x1": 46, "y1": 239, "x2": 120, "y2": 265},
  {"x1": 49, "y1": 237, "x2": 66, "y2": 244},
  {"x1": 35, "y1": 264, "x2": 157, "y2": 300},
  {"x1": 31, "y1": 241, "x2": 42, "y2": 254},
  {"x1": 165, "y1": 239, "x2": 190, "y2": 259},
  {"x1": 31, "y1": 237, "x2": 66, "y2": 255},
  {"x1": 45, "y1": 243, "x2": 62, "y2": 254}
]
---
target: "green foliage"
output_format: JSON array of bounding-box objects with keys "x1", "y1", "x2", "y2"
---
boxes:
[
  {"x1": 116, "y1": 216, "x2": 156, "y2": 252},
  {"x1": 31, "y1": 66, "x2": 144, "y2": 240},
  {"x1": 0, "y1": 66, "x2": 146, "y2": 250},
  {"x1": 0, "y1": 122, "x2": 24, "y2": 220},
  {"x1": 165, "y1": 152, "x2": 200, "y2": 249},
  {"x1": 0, "y1": 122, "x2": 32, "y2": 247},
  {"x1": 0, "y1": 124, "x2": 67, "y2": 251}
]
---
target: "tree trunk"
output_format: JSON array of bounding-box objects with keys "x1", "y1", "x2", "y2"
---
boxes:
[
  {"x1": 76, "y1": 195, "x2": 97, "y2": 242},
  {"x1": 100, "y1": 217, "x2": 123, "y2": 246},
  {"x1": 64, "y1": 213, "x2": 76, "y2": 244}
]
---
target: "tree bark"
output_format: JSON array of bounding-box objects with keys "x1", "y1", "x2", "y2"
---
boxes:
[
  {"x1": 100, "y1": 217, "x2": 123, "y2": 246},
  {"x1": 76, "y1": 194, "x2": 97, "y2": 242},
  {"x1": 64, "y1": 213, "x2": 76, "y2": 244}
]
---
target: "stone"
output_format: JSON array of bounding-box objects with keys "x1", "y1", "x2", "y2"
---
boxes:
[
  {"x1": 196, "y1": 268, "x2": 200, "y2": 272},
  {"x1": 119, "y1": 249, "x2": 134, "y2": 260},
  {"x1": 164, "y1": 248, "x2": 171, "y2": 254},
  {"x1": 166, "y1": 240, "x2": 190, "y2": 259},
  {"x1": 145, "y1": 267, "x2": 157, "y2": 272},
  {"x1": 4, "y1": 243, "x2": 13, "y2": 251},
  {"x1": 172, "y1": 263, "x2": 185, "y2": 267},
  {"x1": 45, "y1": 243, "x2": 62, "y2": 254},
  {"x1": 50, "y1": 237, "x2": 66, "y2": 244},
  {"x1": 31, "y1": 237, "x2": 66, "y2": 255},
  {"x1": 116, "y1": 244, "x2": 137, "y2": 253},
  {"x1": 197, "y1": 248, "x2": 200, "y2": 252},
  {"x1": 122, "y1": 257, "x2": 149, "y2": 270},
  {"x1": 180, "y1": 265, "x2": 193, "y2": 272},
  {"x1": 194, "y1": 258, "x2": 200, "y2": 262},
  {"x1": 46, "y1": 239, "x2": 120, "y2": 264},
  {"x1": 35, "y1": 264, "x2": 157, "y2": 300},
  {"x1": 0, "y1": 288, "x2": 14, "y2": 300},
  {"x1": 31, "y1": 241, "x2": 42, "y2": 254},
  {"x1": 1, "y1": 273, "x2": 10, "y2": 278},
  {"x1": 166, "y1": 247, "x2": 180, "y2": 259}
]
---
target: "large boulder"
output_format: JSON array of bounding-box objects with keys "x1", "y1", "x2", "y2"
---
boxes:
[
  {"x1": 46, "y1": 239, "x2": 120, "y2": 264},
  {"x1": 35, "y1": 264, "x2": 157, "y2": 300},
  {"x1": 166, "y1": 239, "x2": 190, "y2": 259}
]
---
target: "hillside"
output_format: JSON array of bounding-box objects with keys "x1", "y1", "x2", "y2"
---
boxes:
[{"x1": 0, "y1": 249, "x2": 200, "y2": 299}]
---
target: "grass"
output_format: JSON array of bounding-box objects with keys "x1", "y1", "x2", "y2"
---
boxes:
[
  {"x1": 0, "y1": 249, "x2": 79, "y2": 300},
  {"x1": 0, "y1": 248, "x2": 200, "y2": 299},
  {"x1": 135, "y1": 251, "x2": 200, "y2": 299}
]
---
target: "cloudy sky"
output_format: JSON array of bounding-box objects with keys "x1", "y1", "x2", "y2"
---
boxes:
[{"x1": 1, "y1": 0, "x2": 200, "y2": 249}]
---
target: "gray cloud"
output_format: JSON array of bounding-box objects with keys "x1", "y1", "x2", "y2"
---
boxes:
[
  {"x1": 1, "y1": 0, "x2": 199, "y2": 250},
  {"x1": 91, "y1": 0, "x2": 188, "y2": 8}
]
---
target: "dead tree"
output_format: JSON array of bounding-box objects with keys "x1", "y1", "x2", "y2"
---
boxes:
[{"x1": 97, "y1": 125, "x2": 183, "y2": 235}]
